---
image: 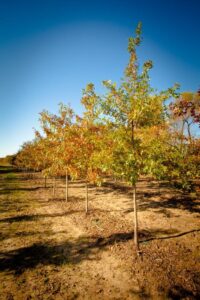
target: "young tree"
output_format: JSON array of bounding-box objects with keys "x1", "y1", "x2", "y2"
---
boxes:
[
  {"x1": 167, "y1": 89, "x2": 200, "y2": 189},
  {"x1": 169, "y1": 90, "x2": 200, "y2": 141},
  {"x1": 73, "y1": 83, "x2": 111, "y2": 214},
  {"x1": 38, "y1": 103, "x2": 77, "y2": 199},
  {"x1": 100, "y1": 22, "x2": 178, "y2": 251},
  {"x1": 15, "y1": 140, "x2": 41, "y2": 172}
]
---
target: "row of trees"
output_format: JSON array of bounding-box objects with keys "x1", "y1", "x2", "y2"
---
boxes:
[{"x1": 15, "y1": 23, "x2": 200, "y2": 251}]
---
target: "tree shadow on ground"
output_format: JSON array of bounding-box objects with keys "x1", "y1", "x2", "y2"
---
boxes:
[
  {"x1": 91, "y1": 208, "x2": 125, "y2": 213},
  {"x1": 0, "y1": 186, "x2": 45, "y2": 195},
  {"x1": 93, "y1": 184, "x2": 170, "y2": 209},
  {"x1": 94, "y1": 183, "x2": 199, "y2": 214},
  {"x1": 121, "y1": 187, "x2": 199, "y2": 214},
  {"x1": 0, "y1": 229, "x2": 71, "y2": 242},
  {"x1": 138, "y1": 195, "x2": 200, "y2": 214},
  {"x1": 0, "y1": 199, "x2": 38, "y2": 212},
  {"x1": 0, "y1": 227, "x2": 194, "y2": 275},
  {"x1": 0, "y1": 166, "x2": 20, "y2": 174},
  {"x1": 0, "y1": 210, "x2": 83, "y2": 224},
  {"x1": 0, "y1": 230, "x2": 50, "y2": 242},
  {"x1": 96, "y1": 181, "x2": 133, "y2": 195},
  {"x1": 47, "y1": 195, "x2": 84, "y2": 203},
  {"x1": 167, "y1": 285, "x2": 198, "y2": 299}
]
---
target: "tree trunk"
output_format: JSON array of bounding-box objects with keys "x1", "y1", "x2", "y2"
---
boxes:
[
  {"x1": 53, "y1": 177, "x2": 56, "y2": 198},
  {"x1": 85, "y1": 181, "x2": 88, "y2": 215},
  {"x1": 181, "y1": 120, "x2": 185, "y2": 136},
  {"x1": 187, "y1": 122, "x2": 192, "y2": 143},
  {"x1": 44, "y1": 176, "x2": 47, "y2": 188},
  {"x1": 133, "y1": 185, "x2": 139, "y2": 252},
  {"x1": 65, "y1": 171, "x2": 68, "y2": 201},
  {"x1": 131, "y1": 121, "x2": 136, "y2": 146}
]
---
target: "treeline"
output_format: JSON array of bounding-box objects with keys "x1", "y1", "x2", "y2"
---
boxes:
[{"x1": 0, "y1": 155, "x2": 17, "y2": 167}]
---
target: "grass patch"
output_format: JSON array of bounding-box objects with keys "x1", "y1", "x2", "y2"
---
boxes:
[{"x1": 4, "y1": 173, "x2": 17, "y2": 180}]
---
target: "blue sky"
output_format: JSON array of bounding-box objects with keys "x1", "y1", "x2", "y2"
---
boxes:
[{"x1": 0, "y1": 0, "x2": 200, "y2": 156}]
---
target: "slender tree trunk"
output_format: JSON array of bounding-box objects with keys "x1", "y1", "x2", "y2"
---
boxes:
[
  {"x1": 186, "y1": 122, "x2": 192, "y2": 143},
  {"x1": 133, "y1": 184, "x2": 139, "y2": 252},
  {"x1": 66, "y1": 171, "x2": 68, "y2": 201},
  {"x1": 181, "y1": 120, "x2": 185, "y2": 136},
  {"x1": 131, "y1": 121, "x2": 134, "y2": 145},
  {"x1": 44, "y1": 176, "x2": 47, "y2": 188},
  {"x1": 53, "y1": 177, "x2": 56, "y2": 198},
  {"x1": 85, "y1": 181, "x2": 88, "y2": 215},
  {"x1": 131, "y1": 121, "x2": 140, "y2": 253}
]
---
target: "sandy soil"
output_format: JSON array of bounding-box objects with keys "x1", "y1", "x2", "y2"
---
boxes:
[{"x1": 0, "y1": 168, "x2": 200, "y2": 299}]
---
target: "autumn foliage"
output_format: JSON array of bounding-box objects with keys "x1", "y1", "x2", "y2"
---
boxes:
[{"x1": 15, "y1": 23, "x2": 200, "y2": 249}]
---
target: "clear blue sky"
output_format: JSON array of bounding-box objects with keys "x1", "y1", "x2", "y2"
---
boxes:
[{"x1": 0, "y1": 0, "x2": 200, "y2": 157}]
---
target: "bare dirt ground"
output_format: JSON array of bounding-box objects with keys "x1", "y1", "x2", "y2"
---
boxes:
[{"x1": 0, "y1": 167, "x2": 200, "y2": 299}]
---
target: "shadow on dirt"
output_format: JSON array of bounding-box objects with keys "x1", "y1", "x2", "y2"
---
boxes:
[
  {"x1": 118, "y1": 186, "x2": 199, "y2": 214},
  {"x1": 0, "y1": 230, "x2": 50, "y2": 242},
  {"x1": 0, "y1": 227, "x2": 195, "y2": 275},
  {"x1": 0, "y1": 166, "x2": 20, "y2": 174},
  {"x1": 94, "y1": 180, "x2": 160, "y2": 195},
  {"x1": 167, "y1": 285, "x2": 197, "y2": 299},
  {"x1": 47, "y1": 195, "x2": 84, "y2": 203},
  {"x1": 138, "y1": 195, "x2": 200, "y2": 214},
  {"x1": 0, "y1": 229, "x2": 70, "y2": 242},
  {"x1": 0, "y1": 210, "x2": 82, "y2": 224},
  {"x1": 95, "y1": 180, "x2": 200, "y2": 214},
  {"x1": 0, "y1": 187, "x2": 43, "y2": 195},
  {"x1": 96, "y1": 181, "x2": 133, "y2": 195}
]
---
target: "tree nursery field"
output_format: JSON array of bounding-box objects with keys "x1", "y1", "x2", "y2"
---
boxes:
[
  {"x1": 0, "y1": 167, "x2": 199, "y2": 300},
  {"x1": 1, "y1": 22, "x2": 200, "y2": 299}
]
